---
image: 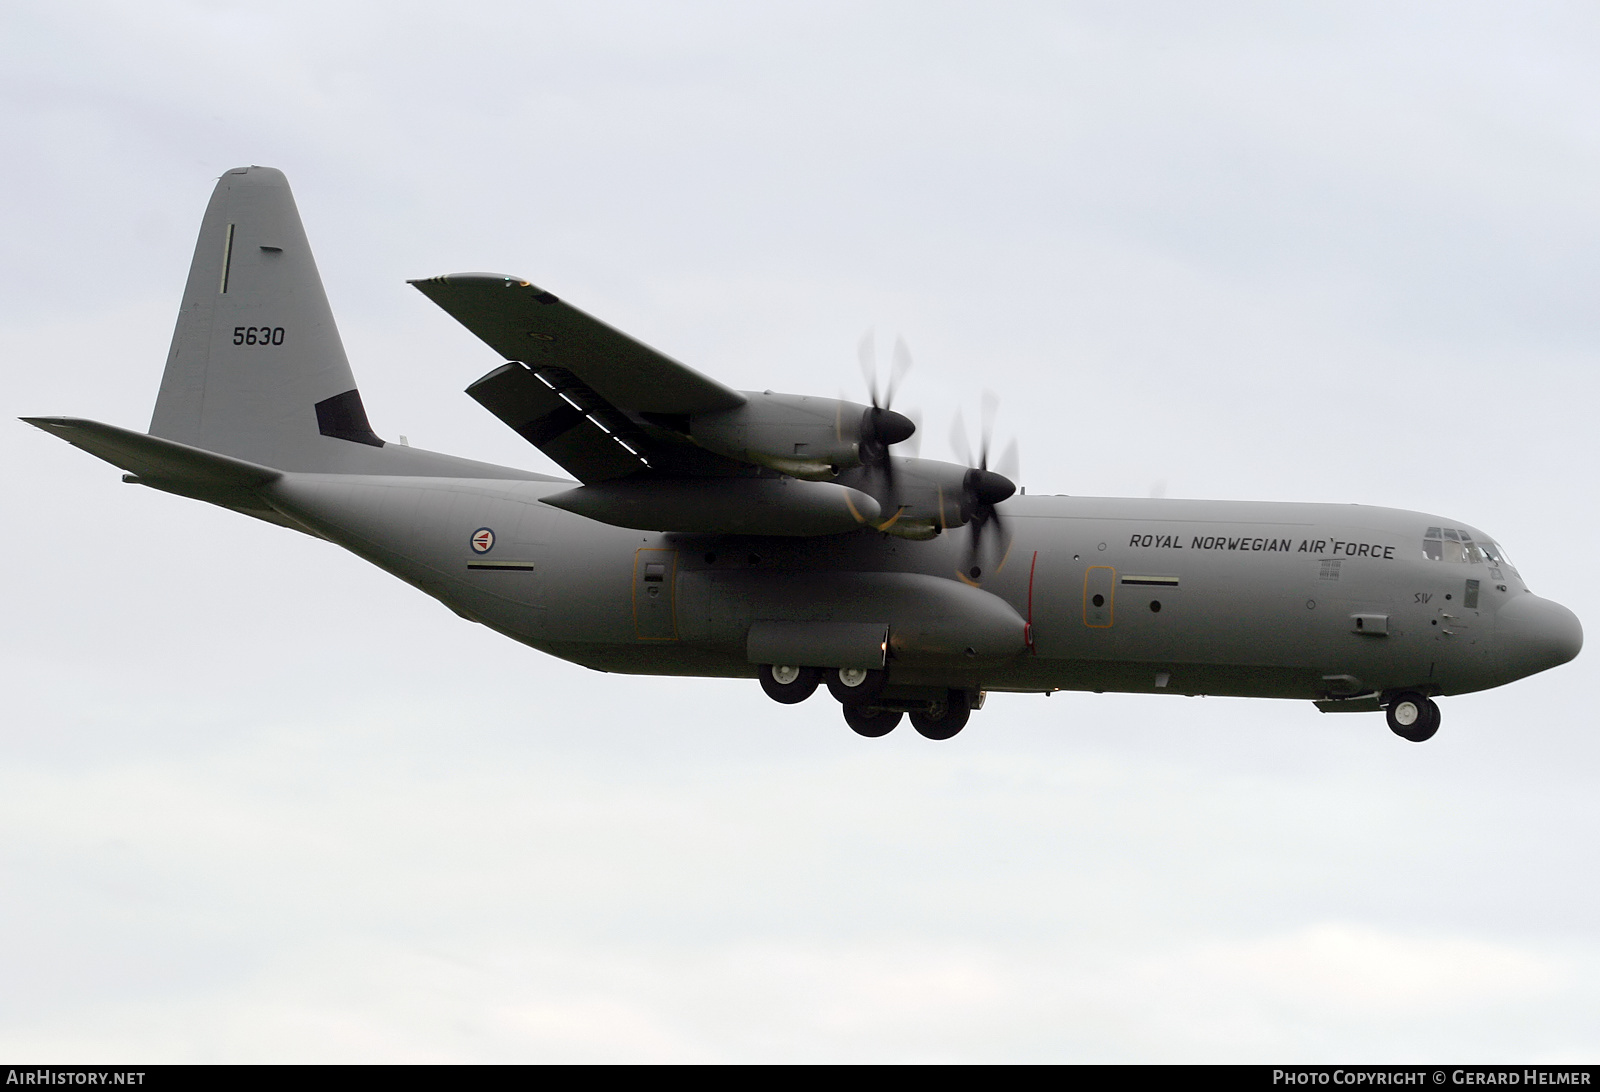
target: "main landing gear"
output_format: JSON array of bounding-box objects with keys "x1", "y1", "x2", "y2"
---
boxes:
[
  {"x1": 825, "y1": 666, "x2": 887, "y2": 705},
  {"x1": 758, "y1": 664, "x2": 977, "y2": 740},
  {"x1": 842, "y1": 704, "x2": 901, "y2": 737},
  {"x1": 1386, "y1": 690, "x2": 1441, "y2": 743},
  {"x1": 908, "y1": 691, "x2": 970, "y2": 740},
  {"x1": 758, "y1": 664, "x2": 822, "y2": 704}
]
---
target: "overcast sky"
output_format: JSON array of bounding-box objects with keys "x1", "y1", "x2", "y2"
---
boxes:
[{"x1": 3, "y1": 1, "x2": 1598, "y2": 1062}]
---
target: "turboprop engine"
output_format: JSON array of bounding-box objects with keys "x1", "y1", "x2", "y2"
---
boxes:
[
  {"x1": 835, "y1": 456, "x2": 1017, "y2": 542},
  {"x1": 677, "y1": 392, "x2": 916, "y2": 481}
]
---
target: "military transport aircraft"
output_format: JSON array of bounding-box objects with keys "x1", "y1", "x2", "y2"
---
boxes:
[{"x1": 25, "y1": 167, "x2": 1583, "y2": 742}]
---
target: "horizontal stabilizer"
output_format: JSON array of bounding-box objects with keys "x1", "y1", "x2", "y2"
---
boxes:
[
  {"x1": 24, "y1": 417, "x2": 282, "y2": 512},
  {"x1": 541, "y1": 476, "x2": 880, "y2": 536},
  {"x1": 411, "y1": 273, "x2": 746, "y2": 416}
]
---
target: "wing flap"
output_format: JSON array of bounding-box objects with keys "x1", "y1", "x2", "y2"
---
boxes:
[
  {"x1": 411, "y1": 273, "x2": 746, "y2": 416},
  {"x1": 466, "y1": 362, "x2": 648, "y2": 483}
]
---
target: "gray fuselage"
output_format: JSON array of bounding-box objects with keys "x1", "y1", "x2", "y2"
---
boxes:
[{"x1": 263, "y1": 472, "x2": 1581, "y2": 705}]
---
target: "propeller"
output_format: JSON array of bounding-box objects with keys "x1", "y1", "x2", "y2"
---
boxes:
[
  {"x1": 857, "y1": 333, "x2": 917, "y2": 468},
  {"x1": 950, "y1": 391, "x2": 1019, "y2": 583}
]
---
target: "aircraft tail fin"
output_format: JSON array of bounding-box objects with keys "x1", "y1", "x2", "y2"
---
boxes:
[{"x1": 149, "y1": 166, "x2": 384, "y2": 469}]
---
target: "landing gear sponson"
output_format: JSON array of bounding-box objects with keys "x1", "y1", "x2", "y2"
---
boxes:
[{"x1": 759, "y1": 663, "x2": 977, "y2": 740}]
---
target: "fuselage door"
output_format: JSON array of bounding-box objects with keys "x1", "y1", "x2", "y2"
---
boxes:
[
  {"x1": 1084, "y1": 565, "x2": 1115, "y2": 628},
  {"x1": 633, "y1": 548, "x2": 678, "y2": 640}
]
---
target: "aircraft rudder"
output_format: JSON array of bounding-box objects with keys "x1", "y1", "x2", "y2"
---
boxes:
[{"x1": 149, "y1": 166, "x2": 378, "y2": 468}]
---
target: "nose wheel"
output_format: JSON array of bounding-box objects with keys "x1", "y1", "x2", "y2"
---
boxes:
[{"x1": 1386, "y1": 691, "x2": 1441, "y2": 742}]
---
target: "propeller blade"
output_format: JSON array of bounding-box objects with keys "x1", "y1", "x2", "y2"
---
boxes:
[
  {"x1": 961, "y1": 505, "x2": 1014, "y2": 582},
  {"x1": 949, "y1": 410, "x2": 972, "y2": 468},
  {"x1": 888, "y1": 336, "x2": 913, "y2": 407},
  {"x1": 964, "y1": 514, "x2": 985, "y2": 579},
  {"x1": 855, "y1": 330, "x2": 914, "y2": 463},
  {"x1": 996, "y1": 437, "x2": 1019, "y2": 483},
  {"x1": 858, "y1": 331, "x2": 879, "y2": 407},
  {"x1": 979, "y1": 390, "x2": 999, "y2": 469},
  {"x1": 948, "y1": 388, "x2": 1019, "y2": 582}
]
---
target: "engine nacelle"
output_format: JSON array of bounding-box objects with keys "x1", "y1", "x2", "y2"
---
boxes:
[
  {"x1": 835, "y1": 457, "x2": 1016, "y2": 540},
  {"x1": 540, "y1": 476, "x2": 881, "y2": 536},
  {"x1": 685, "y1": 392, "x2": 913, "y2": 480}
]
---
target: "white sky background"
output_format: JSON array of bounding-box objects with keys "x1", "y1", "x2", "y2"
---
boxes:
[{"x1": 2, "y1": 0, "x2": 1598, "y2": 1062}]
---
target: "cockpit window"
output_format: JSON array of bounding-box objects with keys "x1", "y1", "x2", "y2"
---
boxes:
[
  {"x1": 1424, "y1": 527, "x2": 1484, "y2": 563},
  {"x1": 1479, "y1": 539, "x2": 1515, "y2": 569},
  {"x1": 1424, "y1": 528, "x2": 1517, "y2": 572}
]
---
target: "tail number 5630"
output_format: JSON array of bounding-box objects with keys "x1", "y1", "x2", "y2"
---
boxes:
[{"x1": 233, "y1": 326, "x2": 285, "y2": 346}]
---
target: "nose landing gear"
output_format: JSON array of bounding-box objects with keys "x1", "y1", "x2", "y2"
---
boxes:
[{"x1": 1386, "y1": 690, "x2": 1441, "y2": 742}]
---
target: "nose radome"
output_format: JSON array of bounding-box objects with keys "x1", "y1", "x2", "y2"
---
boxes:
[{"x1": 1496, "y1": 594, "x2": 1583, "y2": 680}]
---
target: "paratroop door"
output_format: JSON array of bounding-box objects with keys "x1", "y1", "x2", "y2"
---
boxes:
[{"x1": 633, "y1": 548, "x2": 678, "y2": 640}]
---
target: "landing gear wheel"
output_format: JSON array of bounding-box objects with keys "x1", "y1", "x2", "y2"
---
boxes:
[
  {"x1": 1423, "y1": 699, "x2": 1441, "y2": 737},
  {"x1": 1387, "y1": 691, "x2": 1441, "y2": 742},
  {"x1": 759, "y1": 664, "x2": 821, "y2": 704},
  {"x1": 909, "y1": 690, "x2": 971, "y2": 740},
  {"x1": 843, "y1": 704, "x2": 901, "y2": 737},
  {"x1": 826, "y1": 667, "x2": 888, "y2": 706}
]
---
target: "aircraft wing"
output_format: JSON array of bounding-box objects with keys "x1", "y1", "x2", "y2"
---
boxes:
[
  {"x1": 412, "y1": 273, "x2": 755, "y2": 483},
  {"x1": 409, "y1": 273, "x2": 746, "y2": 416}
]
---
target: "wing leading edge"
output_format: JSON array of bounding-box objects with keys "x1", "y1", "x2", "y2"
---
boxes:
[
  {"x1": 409, "y1": 273, "x2": 746, "y2": 416},
  {"x1": 413, "y1": 272, "x2": 757, "y2": 484}
]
